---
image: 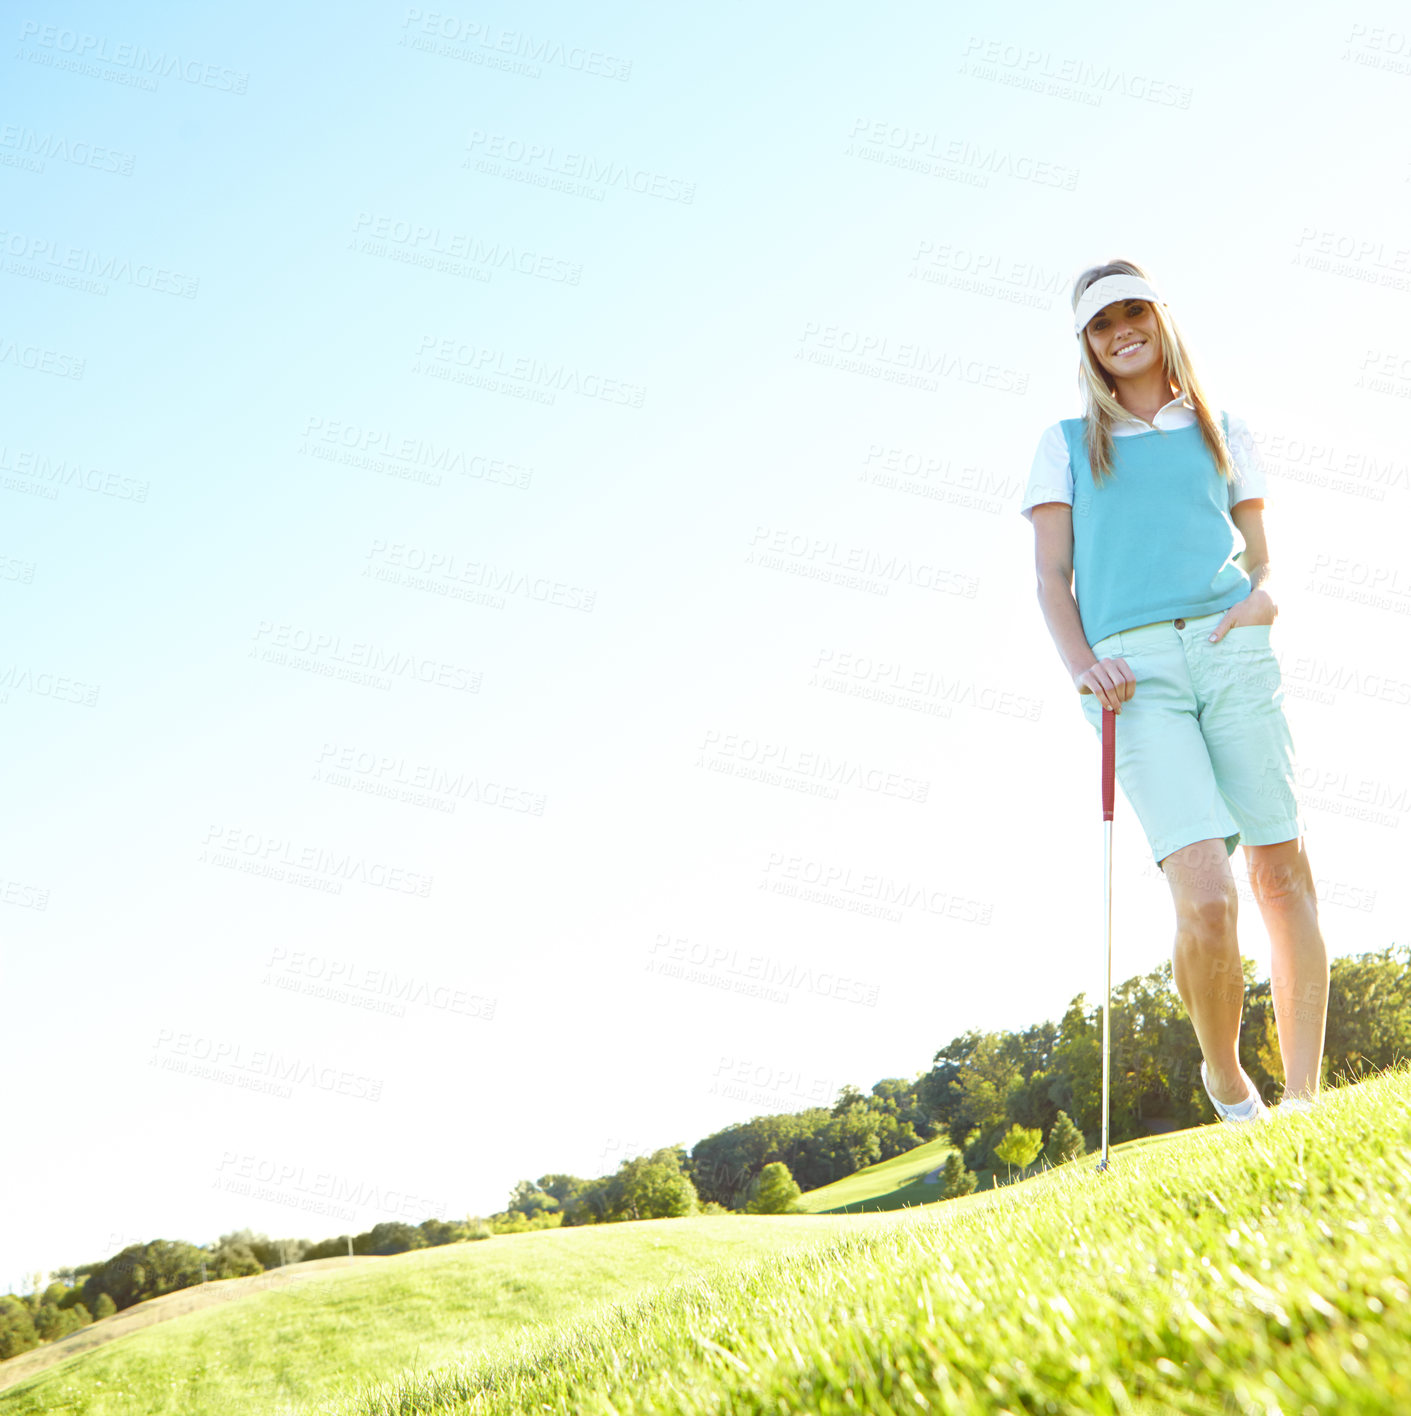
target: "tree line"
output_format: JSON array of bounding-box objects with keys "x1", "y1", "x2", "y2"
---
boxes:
[{"x1": 5, "y1": 943, "x2": 1405, "y2": 1364}]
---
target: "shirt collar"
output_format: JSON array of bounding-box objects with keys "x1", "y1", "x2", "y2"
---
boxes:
[{"x1": 1112, "y1": 392, "x2": 1194, "y2": 427}]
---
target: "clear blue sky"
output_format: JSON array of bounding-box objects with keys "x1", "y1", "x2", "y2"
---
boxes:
[{"x1": 3, "y1": 0, "x2": 1409, "y2": 1290}]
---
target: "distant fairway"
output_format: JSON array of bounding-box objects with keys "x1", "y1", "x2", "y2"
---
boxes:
[
  {"x1": 798, "y1": 1114, "x2": 1190, "y2": 1215},
  {"x1": 795, "y1": 1129, "x2": 963, "y2": 1213}
]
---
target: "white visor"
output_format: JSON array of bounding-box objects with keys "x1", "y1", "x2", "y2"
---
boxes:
[{"x1": 1073, "y1": 274, "x2": 1164, "y2": 338}]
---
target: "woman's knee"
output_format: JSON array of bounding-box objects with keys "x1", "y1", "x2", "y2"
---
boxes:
[
  {"x1": 1163, "y1": 838, "x2": 1239, "y2": 943},
  {"x1": 1170, "y1": 887, "x2": 1240, "y2": 1005},
  {"x1": 1244, "y1": 838, "x2": 1315, "y2": 909},
  {"x1": 1174, "y1": 895, "x2": 1238, "y2": 954}
]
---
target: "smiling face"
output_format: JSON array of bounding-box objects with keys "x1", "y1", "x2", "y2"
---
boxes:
[{"x1": 1083, "y1": 298, "x2": 1163, "y2": 383}]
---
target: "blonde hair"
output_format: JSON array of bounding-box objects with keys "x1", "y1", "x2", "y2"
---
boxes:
[{"x1": 1070, "y1": 259, "x2": 1233, "y2": 486}]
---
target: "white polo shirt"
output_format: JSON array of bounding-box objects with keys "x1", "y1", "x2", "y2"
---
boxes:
[{"x1": 1019, "y1": 395, "x2": 1268, "y2": 523}]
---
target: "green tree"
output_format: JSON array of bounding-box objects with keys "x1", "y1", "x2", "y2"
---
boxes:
[
  {"x1": 960, "y1": 1125, "x2": 984, "y2": 1168},
  {"x1": 869, "y1": 1077, "x2": 941, "y2": 1141},
  {"x1": 1047, "y1": 996, "x2": 1101, "y2": 1133},
  {"x1": 78, "y1": 1240, "x2": 208, "y2": 1314},
  {"x1": 746, "y1": 1161, "x2": 804, "y2": 1214},
  {"x1": 796, "y1": 1106, "x2": 884, "y2": 1185},
  {"x1": 91, "y1": 1293, "x2": 116, "y2": 1320},
  {"x1": 939, "y1": 1152, "x2": 977, "y2": 1200},
  {"x1": 1322, "y1": 944, "x2": 1411, "y2": 1085},
  {"x1": 418, "y1": 1217, "x2": 470, "y2": 1246},
  {"x1": 208, "y1": 1232, "x2": 264, "y2": 1280},
  {"x1": 487, "y1": 1208, "x2": 560, "y2": 1235},
  {"x1": 34, "y1": 1303, "x2": 86, "y2": 1342},
  {"x1": 535, "y1": 1173, "x2": 587, "y2": 1214},
  {"x1": 610, "y1": 1147, "x2": 699, "y2": 1221},
  {"x1": 688, "y1": 1112, "x2": 818, "y2": 1209},
  {"x1": 830, "y1": 1083, "x2": 867, "y2": 1114},
  {"x1": 247, "y1": 1236, "x2": 308, "y2": 1269},
  {"x1": 947, "y1": 1033, "x2": 1023, "y2": 1151},
  {"x1": 508, "y1": 1180, "x2": 561, "y2": 1220},
  {"x1": 918, "y1": 1030, "x2": 984, "y2": 1139},
  {"x1": 992, "y1": 1123, "x2": 1044, "y2": 1184},
  {"x1": 0, "y1": 1297, "x2": 38, "y2": 1360},
  {"x1": 1044, "y1": 1110, "x2": 1085, "y2": 1166},
  {"x1": 563, "y1": 1173, "x2": 615, "y2": 1225},
  {"x1": 361, "y1": 1222, "x2": 427, "y2": 1256},
  {"x1": 301, "y1": 1233, "x2": 354, "y2": 1262}
]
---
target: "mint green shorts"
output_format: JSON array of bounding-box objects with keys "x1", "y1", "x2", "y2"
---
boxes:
[{"x1": 1078, "y1": 609, "x2": 1308, "y2": 869}]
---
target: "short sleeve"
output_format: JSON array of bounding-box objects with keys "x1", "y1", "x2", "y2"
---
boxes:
[
  {"x1": 1020, "y1": 423, "x2": 1073, "y2": 523},
  {"x1": 1225, "y1": 412, "x2": 1267, "y2": 510}
]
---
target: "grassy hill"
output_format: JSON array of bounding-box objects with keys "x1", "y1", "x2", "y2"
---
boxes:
[
  {"x1": 5, "y1": 1067, "x2": 1409, "y2": 1414},
  {"x1": 0, "y1": 1209, "x2": 928, "y2": 1416},
  {"x1": 796, "y1": 1130, "x2": 960, "y2": 1213},
  {"x1": 322, "y1": 1069, "x2": 1410, "y2": 1415},
  {"x1": 0, "y1": 1125, "x2": 1017, "y2": 1402},
  {"x1": 0, "y1": 1257, "x2": 377, "y2": 1396}
]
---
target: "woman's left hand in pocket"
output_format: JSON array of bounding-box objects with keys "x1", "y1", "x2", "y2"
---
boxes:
[{"x1": 1207, "y1": 588, "x2": 1277, "y2": 643}]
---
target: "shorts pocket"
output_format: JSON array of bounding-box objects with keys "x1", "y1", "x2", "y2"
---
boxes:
[
  {"x1": 1221, "y1": 623, "x2": 1275, "y2": 658},
  {"x1": 1207, "y1": 623, "x2": 1281, "y2": 696}
]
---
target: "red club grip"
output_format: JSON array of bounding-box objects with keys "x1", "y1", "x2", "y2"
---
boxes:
[{"x1": 1102, "y1": 704, "x2": 1116, "y2": 821}]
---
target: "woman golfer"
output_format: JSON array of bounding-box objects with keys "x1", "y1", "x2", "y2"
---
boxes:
[{"x1": 1022, "y1": 259, "x2": 1329, "y2": 1123}]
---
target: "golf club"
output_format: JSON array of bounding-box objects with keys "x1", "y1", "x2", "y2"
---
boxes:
[{"x1": 1097, "y1": 703, "x2": 1116, "y2": 1172}]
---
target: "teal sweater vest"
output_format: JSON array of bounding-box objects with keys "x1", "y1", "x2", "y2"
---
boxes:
[{"x1": 1060, "y1": 410, "x2": 1252, "y2": 646}]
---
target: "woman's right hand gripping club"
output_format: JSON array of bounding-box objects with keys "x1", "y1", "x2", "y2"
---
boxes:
[{"x1": 1075, "y1": 656, "x2": 1135, "y2": 714}]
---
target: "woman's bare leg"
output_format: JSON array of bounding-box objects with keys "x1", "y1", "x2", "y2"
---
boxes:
[
  {"x1": 1244, "y1": 837, "x2": 1329, "y2": 1101},
  {"x1": 1162, "y1": 838, "x2": 1248, "y2": 1104}
]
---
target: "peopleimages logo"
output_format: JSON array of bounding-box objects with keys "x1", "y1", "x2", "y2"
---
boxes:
[
  {"x1": 16, "y1": 21, "x2": 250, "y2": 93},
  {"x1": 0, "y1": 334, "x2": 84, "y2": 379},
  {"x1": 263, "y1": 946, "x2": 497, "y2": 1022},
  {"x1": 696, "y1": 728, "x2": 930, "y2": 804},
  {"x1": 213, "y1": 1152, "x2": 446, "y2": 1224},
  {"x1": 398, "y1": 11, "x2": 632, "y2": 82},
  {"x1": 349, "y1": 211, "x2": 582, "y2": 286},
  {"x1": 199, "y1": 825, "x2": 434, "y2": 898},
  {"x1": 796, "y1": 320, "x2": 1030, "y2": 395},
  {"x1": 149, "y1": 1029, "x2": 384, "y2": 1103},
  {"x1": 759, "y1": 852, "x2": 995, "y2": 926},
  {"x1": 0, "y1": 226, "x2": 199, "y2": 297},
  {"x1": 844, "y1": 117, "x2": 1078, "y2": 190},
  {"x1": 250, "y1": 619, "x2": 482, "y2": 694},
  {"x1": 645, "y1": 932, "x2": 882, "y2": 1007},
  {"x1": 957, "y1": 35, "x2": 1194, "y2": 108},
  {"x1": 0, "y1": 121, "x2": 137, "y2": 175},
  {"x1": 463, "y1": 131, "x2": 692, "y2": 202}
]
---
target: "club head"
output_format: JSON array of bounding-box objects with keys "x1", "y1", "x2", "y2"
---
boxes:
[{"x1": 1094, "y1": 1156, "x2": 1111, "y2": 1173}]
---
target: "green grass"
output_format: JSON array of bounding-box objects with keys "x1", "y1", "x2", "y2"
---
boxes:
[
  {"x1": 0, "y1": 1211, "x2": 911, "y2": 1416},
  {"x1": 799, "y1": 1126, "x2": 1192, "y2": 1214},
  {"x1": 315, "y1": 1067, "x2": 1411, "y2": 1416},
  {"x1": 9, "y1": 1069, "x2": 1410, "y2": 1415},
  {"x1": 798, "y1": 1131, "x2": 959, "y2": 1213}
]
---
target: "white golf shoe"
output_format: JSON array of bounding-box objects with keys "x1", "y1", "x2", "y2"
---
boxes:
[
  {"x1": 1201, "y1": 1060, "x2": 1271, "y2": 1124},
  {"x1": 1272, "y1": 1095, "x2": 1319, "y2": 1117}
]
